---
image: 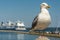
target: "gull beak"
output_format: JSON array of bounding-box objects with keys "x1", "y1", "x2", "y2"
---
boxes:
[{"x1": 47, "y1": 6, "x2": 50, "y2": 8}]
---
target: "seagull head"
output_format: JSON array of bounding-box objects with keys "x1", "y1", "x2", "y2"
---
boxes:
[{"x1": 41, "y1": 3, "x2": 50, "y2": 9}]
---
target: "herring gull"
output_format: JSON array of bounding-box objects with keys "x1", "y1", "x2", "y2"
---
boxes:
[{"x1": 30, "y1": 3, "x2": 51, "y2": 32}]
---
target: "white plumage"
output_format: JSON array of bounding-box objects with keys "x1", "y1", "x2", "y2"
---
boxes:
[{"x1": 30, "y1": 3, "x2": 51, "y2": 31}]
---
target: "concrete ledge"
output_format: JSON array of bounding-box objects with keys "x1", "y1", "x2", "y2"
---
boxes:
[{"x1": 0, "y1": 30, "x2": 60, "y2": 38}]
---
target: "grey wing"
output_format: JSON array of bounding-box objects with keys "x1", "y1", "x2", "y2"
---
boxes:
[{"x1": 31, "y1": 15, "x2": 38, "y2": 29}]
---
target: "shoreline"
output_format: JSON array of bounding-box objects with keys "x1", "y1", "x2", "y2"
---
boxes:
[{"x1": 0, "y1": 30, "x2": 60, "y2": 38}]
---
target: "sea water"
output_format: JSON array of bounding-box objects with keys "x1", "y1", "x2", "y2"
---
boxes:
[
  {"x1": 0, "y1": 27, "x2": 60, "y2": 40},
  {"x1": 0, "y1": 32, "x2": 60, "y2": 40}
]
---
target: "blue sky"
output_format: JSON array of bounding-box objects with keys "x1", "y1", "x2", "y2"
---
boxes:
[{"x1": 0, "y1": 0, "x2": 60, "y2": 27}]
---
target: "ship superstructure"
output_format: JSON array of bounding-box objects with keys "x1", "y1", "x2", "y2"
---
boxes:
[
  {"x1": 0, "y1": 20, "x2": 26, "y2": 30},
  {"x1": 15, "y1": 20, "x2": 26, "y2": 30}
]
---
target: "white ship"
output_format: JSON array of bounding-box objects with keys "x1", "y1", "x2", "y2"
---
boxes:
[
  {"x1": 15, "y1": 20, "x2": 26, "y2": 30},
  {"x1": 0, "y1": 20, "x2": 26, "y2": 30},
  {"x1": 6, "y1": 21, "x2": 15, "y2": 29}
]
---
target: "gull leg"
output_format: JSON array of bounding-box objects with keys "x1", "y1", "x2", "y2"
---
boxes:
[{"x1": 29, "y1": 28, "x2": 36, "y2": 33}]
